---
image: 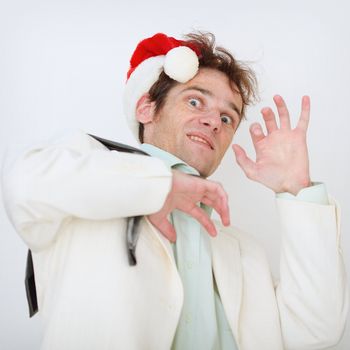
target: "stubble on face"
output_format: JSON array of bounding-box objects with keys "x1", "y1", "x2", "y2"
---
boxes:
[{"x1": 143, "y1": 68, "x2": 243, "y2": 177}]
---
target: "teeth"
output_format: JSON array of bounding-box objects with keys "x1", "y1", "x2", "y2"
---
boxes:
[{"x1": 189, "y1": 135, "x2": 210, "y2": 147}]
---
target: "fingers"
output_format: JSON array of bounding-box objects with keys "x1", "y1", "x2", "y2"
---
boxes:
[
  {"x1": 232, "y1": 144, "x2": 257, "y2": 180},
  {"x1": 201, "y1": 189, "x2": 230, "y2": 227},
  {"x1": 249, "y1": 123, "x2": 265, "y2": 152},
  {"x1": 260, "y1": 95, "x2": 290, "y2": 132},
  {"x1": 296, "y1": 95, "x2": 310, "y2": 131},
  {"x1": 148, "y1": 216, "x2": 177, "y2": 242},
  {"x1": 261, "y1": 107, "x2": 278, "y2": 133},
  {"x1": 186, "y1": 177, "x2": 230, "y2": 227},
  {"x1": 187, "y1": 205, "x2": 218, "y2": 237},
  {"x1": 263, "y1": 95, "x2": 309, "y2": 131},
  {"x1": 273, "y1": 95, "x2": 291, "y2": 129},
  {"x1": 158, "y1": 220, "x2": 177, "y2": 242},
  {"x1": 157, "y1": 171, "x2": 230, "y2": 239},
  {"x1": 181, "y1": 173, "x2": 229, "y2": 226},
  {"x1": 149, "y1": 204, "x2": 218, "y2": 242}
]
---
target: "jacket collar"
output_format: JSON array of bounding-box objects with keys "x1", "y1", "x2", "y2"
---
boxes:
[
  {"x1": 145, "y1": 216, "x2": 243, "y2": 343},
  {"x1": 210, "y1": 228, "x2": 243, "y2": 343}
]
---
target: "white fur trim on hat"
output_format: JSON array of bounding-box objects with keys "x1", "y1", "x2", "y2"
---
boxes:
[
  {"x1": 123, "y1": 48, "x2": 199, "y2": 142},
  {"x1": 123, "y1": 56, "x2": 165, "y2": 142}
]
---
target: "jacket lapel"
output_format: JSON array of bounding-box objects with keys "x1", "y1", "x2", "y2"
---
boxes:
[
  {"x1": 144, "y1": 217, "x2": 177, "y2": 265},
  {"x1": 210, "y1": 231, "x2": 243, "y2": 343},
  {"x1": 142, "y1": 218, "x2": 244, "y2": 345}
]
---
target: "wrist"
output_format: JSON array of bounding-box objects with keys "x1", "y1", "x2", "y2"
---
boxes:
[{"x1": 277, "y1": 178, "x2": 312, "y2": 196}]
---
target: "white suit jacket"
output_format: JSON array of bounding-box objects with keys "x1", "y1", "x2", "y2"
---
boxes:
[{"x1": 2, "y1": 130, "x2": 348, "y2": 350}]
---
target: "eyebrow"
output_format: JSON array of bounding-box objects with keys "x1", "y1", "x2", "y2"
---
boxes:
[{"x1": 180, "y1": 86, "x2": 242, "y2": 119}]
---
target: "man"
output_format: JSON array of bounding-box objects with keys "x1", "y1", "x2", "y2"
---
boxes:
[{"x1": 2, "y1": 32, "x2": 348, "y2": 349}]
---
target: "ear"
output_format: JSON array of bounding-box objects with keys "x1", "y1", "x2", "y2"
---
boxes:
[{"x1": 135, "y1": 94, "x2": 155, "y2": 124}]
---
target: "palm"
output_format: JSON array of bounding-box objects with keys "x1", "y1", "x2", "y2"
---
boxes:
[{"x1": 233, "y1": 95, "x2": 311, "y2": 195}]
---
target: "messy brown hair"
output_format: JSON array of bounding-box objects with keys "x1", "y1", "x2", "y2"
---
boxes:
[{"x1": 139, "y1": 31, "x2": 258, "y2": 142}]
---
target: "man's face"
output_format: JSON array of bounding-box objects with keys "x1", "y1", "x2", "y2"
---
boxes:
[{"x1": 142, "y1": 68, "x2": 243, "y2": 177}]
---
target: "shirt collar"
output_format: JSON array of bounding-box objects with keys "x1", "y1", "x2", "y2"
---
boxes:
[
  {"x1": 140, "y1": 143, "x2": 212, "y2": 216},
  {"x1": 140, "y1": 143, "x2": 200, "y2": 176}
]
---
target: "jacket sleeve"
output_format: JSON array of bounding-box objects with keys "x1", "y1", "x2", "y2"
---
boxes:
[
  {"x1": 2, "y1": 129, "x2": 172, "y2": 251},
  {"x1": 275, "y1": 198, "x2": 348, "y2": 349}
]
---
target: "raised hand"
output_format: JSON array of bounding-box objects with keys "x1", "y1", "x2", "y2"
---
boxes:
[
  {"x1": 233, "y1": 95, "x2": 311, "y2": 195},
  {"x1": 148, "y1": 170, "x2": 230, "y2": 242}
]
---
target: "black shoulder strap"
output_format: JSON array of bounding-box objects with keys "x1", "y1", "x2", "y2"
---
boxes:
[
  {"x1": 25, "y1": 135, "x2": 148, "y2": 317},
  {"x1": 88, "y1": 134, "x2": 149, "y2": 155},
  {"x1": 88, "y1": 134, "x2": 148, "y2": 265},
  {"x1": 25, "y1": 250, "x2": 38, "y2": 317}
]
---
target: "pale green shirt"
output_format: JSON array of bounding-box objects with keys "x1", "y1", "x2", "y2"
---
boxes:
[{"x1": 140, "y1": 143, "x2": 329, "y2": 350}]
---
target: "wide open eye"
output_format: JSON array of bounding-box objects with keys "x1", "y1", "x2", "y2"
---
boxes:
[
  {"x1": 188, "y1": 98, "x2": 201, "y2": 108},
  {"x1": 221, "y1": 115, "x2": 233, "y2": 125}
]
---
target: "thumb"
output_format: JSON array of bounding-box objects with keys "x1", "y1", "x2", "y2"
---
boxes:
[{"x1": 232, "y1": 144, "x2": 257, "y2": 180}]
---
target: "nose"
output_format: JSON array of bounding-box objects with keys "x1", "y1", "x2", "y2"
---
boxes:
[{"x1": 199, "y1": 111, "x2": 221, "y2": 133}]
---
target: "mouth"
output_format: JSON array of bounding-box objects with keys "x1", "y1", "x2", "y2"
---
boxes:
[{"x1": 187, "y1": 133, "x2": 214, "y2": 150}]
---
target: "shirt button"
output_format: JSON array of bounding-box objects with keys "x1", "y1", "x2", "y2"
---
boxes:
[
  {"x1": 186, "y1": 261, "x2": 194, "y2": 269},
  {"x1": 185, "y1": 313, "x2": 192, "y2": 324}
]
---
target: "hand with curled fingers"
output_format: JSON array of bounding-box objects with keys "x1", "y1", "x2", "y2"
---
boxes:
[
  {"x1": 148, "y1": 170, "x2": 230, "y2": 242},
  {"x1": 232, "y1": 95, "x2": 311, "y2": 195}
]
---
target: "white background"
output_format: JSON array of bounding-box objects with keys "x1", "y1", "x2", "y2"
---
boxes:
[{"x1": 1, "y1": 0, "x2": 349, "y2": 348}]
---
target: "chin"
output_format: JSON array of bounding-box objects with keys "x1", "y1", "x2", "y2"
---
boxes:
[
  {"x1": 176, "y1": 150, "x2": 216, "y2": 177},
  {"x1": 200, "y1": 169, "x2": 214, "y2": 178},
  {"x1": 189, "y1": 162, "x2": 214, "y2": 178}
]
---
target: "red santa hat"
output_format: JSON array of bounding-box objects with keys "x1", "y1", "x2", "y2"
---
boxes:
[{"x1": 123, "y1": 33, "x2": 201, "y2": 141}]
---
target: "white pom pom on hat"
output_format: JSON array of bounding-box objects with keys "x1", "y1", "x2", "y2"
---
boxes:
[
  {"x1": 164, "y1": 46, "x2": 199, "y2": 83},
  {"x1": 123, "y1": 33, "x2": 200, "y2": 142}
]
